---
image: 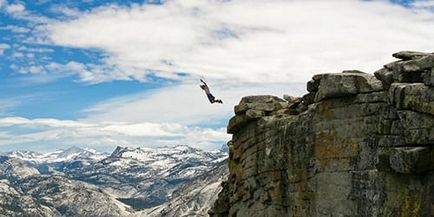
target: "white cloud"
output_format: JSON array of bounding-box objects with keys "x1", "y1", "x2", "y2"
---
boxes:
[
  {"x1": 27, "y1": 65, "x2": 43, "y2": 73},
  {"x1": 17, "y1": 46, "x2": 54, "y2": 53},
  {"x1": 10, "y1": 61, "x2": 114, "y2": 79},
  {"x1": 0, "y1": 25, "x2": 30, "y2": 33},
  {"x1": 0, "y1": 117, "x2": 94, "y2": 128},
  {"x1": 41, "y1": 0, "x2": 434, "y2": 84},
  {"x1": 45, "y1": 61, "x2": 86, "y2": 75},
  {"x1": 0, "y1": 43, "x2": 10, "y2": 55},
  {"x1": 0, "y1": 0, "x2": 50, "y2": 23},
  {"x1": 30, "y1": 61, "x2": 132, "y2": 83},
  {"x1": 49, "y1": 5, "x2": 82, "y2": 18},
  {"x1": 26, "y1": 53, "x2": 35, "y2": 59},
  {"x1": 412, "y1": 0, "x2": 434, "y2": 9},
  {"x1": 0, "y1": 116, "x2": 230, "y2": 150},
  {"x1": 11, "y1": 52, "x2": 24, "y2": 58},
  {"x1": 5, "y1": 3, "x2": 25, "y2": 14}
]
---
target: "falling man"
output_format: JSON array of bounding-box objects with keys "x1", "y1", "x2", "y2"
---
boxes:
[{"x1": 200, "y1": 79, "x2": 223, "y2": 104}]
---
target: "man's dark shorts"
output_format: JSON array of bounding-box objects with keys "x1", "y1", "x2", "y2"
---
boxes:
[{"x1": 207, "y1": 93, "x2": 215, "y2": 103}]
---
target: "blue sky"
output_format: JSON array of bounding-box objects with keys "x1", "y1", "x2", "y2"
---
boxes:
[
  {"x1": 0, "y1": 0, "x2": 168, "y2": 119},
  {"x1": 0, "y1": 0, "x2": 433, "y2": 152}
]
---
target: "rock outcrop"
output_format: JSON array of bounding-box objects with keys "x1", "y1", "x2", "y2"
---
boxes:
[{"x1": 210, "y1": 51, "x2": 434, "y2": 217}]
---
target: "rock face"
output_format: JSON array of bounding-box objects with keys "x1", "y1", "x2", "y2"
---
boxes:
[{"x1": 210, "y1": 51, "x2": 434, "y2": 217}]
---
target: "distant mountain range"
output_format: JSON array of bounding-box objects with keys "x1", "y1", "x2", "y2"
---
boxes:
[
  {"x1": 0, "y1": 145, "x2": 228, "y2": 217},
  {"x1": 7, "y1": 146, "x2": 108, "y2": 164}
]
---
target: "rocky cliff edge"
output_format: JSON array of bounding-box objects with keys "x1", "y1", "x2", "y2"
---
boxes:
[{"x1": 210, "y1": 51, "x2": 434, "y2": 217}]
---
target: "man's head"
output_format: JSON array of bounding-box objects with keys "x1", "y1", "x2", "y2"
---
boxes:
[{"x1": 200, "y1": 84, "x2": 206, "y2": 90}]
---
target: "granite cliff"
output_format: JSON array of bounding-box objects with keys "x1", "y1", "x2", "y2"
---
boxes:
[{"x1": 210, "y1": 51, "x2": 434, "y2": 217}]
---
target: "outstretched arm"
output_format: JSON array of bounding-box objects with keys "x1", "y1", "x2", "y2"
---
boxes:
[{"x1": 200, "y1": 79, "x2": 207, "y2": 85}]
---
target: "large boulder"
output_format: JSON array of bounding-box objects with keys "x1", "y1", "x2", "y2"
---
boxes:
[
  {"x1": 392, "y1": 51, "x2": 434, "y2": 61},
  {"x1": 374, "y1": 67, "x2": 394, "y2": 88},
  {"x1": 228, "y1": 95, "x2": 287, "y2": 134},
  {"x1": 395, "y1": 55, "x2": 434, "y2": 72},
  {"x1": 314, "y1": 72, "x2": 384, "y2": 102}
]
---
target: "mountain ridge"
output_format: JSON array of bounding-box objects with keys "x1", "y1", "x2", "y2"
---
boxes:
[{"x1": 0, "y1": 144, "x2": 228, "y2": 216}]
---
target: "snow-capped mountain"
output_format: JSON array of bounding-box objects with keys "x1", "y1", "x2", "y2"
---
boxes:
[
  {"x1": 0, "y1": 156, "x2": 40, "y2": 180},
  {"x1": 7, "y1": 146, "x2": 108, "y2": 164},
  {"x1": 0, "y1": 145, "x2": 228, "y2": 217},
  {"x1": 107, "y1": 145, "x2": 225, "y2": 177},
  {"x1": 61, "y1": 145, "x2": 227, "y2": 210}
]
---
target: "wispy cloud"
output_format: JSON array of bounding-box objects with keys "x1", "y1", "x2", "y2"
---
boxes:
[
  {"x1": 17, "y1": 46, "x2": 54, "y2": 53},
  {"x1": 0, "y1": 99, "x2": 20, "y2": 115},
  {"x1": 412, "y1": 0, "x2": 434, "y2": 10},
  {"x1": 0, "y1": 0, "x2": 50, "y2": 23},
  {"x1": 0, "y1": 93, "x2": 48, "y2": 116},
  {"x1": 0, "y1": 116, "x2": 229, "y2": 150},
  {"x1": 39, "y1": 0, "x2": 434, "y2": 84},
  {"x1": 0, "y1": 92, "x2": 59, "y2": 116},
  {"x1": 0, "y1": 0, "x2": 24, "y2": 14},
  {"x1": 49, "y1": 4, "x2": 83, "y2": 18},
  {"x1": 0, "y1": 25, "x2": 30, "y2": 33}
]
